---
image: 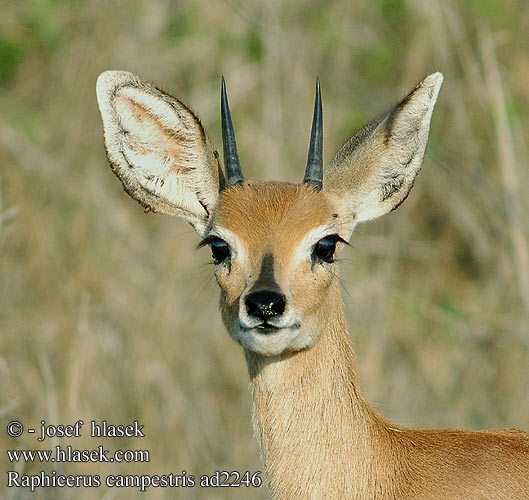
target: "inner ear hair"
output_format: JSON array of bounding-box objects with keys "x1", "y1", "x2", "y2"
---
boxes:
[
  {"x1": 96, "y1": 70, "x2": 224, "y2": 235},
  {"x1": 324, "y1": 73, "x2": 443, "y2": 224}
]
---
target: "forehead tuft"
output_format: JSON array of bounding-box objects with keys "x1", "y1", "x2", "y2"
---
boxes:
[{"x1": 213, "y1": 182, "x2": 334, "y2": 242}]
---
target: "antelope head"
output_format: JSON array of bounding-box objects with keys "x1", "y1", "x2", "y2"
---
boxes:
[{"x1": 96, "y1": 71, "x2": 442, "y2": 357}]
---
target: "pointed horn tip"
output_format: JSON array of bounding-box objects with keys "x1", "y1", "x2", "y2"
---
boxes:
[
  {"x1": 220, "y1": 76, "x2": 245, "y2": 185},
  {"x1": 302, "y1": 76, "x2": 323, "y2": 190},
  {"x1": 315, "y1": 78, "x2": 322, "y2": 107}
]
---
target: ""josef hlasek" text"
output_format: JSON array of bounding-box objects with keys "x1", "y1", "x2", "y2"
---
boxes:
[{"x1": 37, "y1": 420, "x2": 145, "y2": 442}]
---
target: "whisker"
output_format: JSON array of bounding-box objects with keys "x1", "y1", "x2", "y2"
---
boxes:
[{"x1": 193, "y1": 275, "x2": 215, "y2": 305}]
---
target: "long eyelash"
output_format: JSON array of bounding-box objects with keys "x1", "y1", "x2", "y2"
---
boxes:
[
  {"x1": 196, "y1": 235, "x2": 218, "y2": 250},
  {"x1": 327, "y1": 233, "x2": 350, "y2": 247}
]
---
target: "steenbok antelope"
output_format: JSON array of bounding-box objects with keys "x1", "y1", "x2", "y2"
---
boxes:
[{"x1": 96, "y1": 71, "x2": 529, "y2": 499}]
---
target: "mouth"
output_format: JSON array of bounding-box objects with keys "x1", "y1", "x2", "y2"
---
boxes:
[
  {"x1": 232, "y1": 320, "x2": 305, "y2": 356},
  {"x1": 255, "y1": 321, "x2": 281, "y2": 333},
  {"x1": 240, "y1": 321, "x2": 301, "y2": 335}
]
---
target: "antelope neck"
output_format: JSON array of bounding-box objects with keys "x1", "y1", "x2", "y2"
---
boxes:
[{"x1": 244, "y1": 282, "x2": 403, "y2": 499}]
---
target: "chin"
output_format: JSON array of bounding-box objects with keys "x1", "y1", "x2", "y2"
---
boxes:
[{"x1": 230, "y1": 324, "x2": 315, "y2": 356}]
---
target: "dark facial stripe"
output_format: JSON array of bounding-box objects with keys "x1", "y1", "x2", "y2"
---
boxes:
[{"x1": 249, "y1": 253, "x2": 281, "y2": 294}]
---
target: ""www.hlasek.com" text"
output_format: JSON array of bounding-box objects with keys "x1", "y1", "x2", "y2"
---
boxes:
[{"x1": 7, "y1": 445, "x2": 149, "y2": 463}]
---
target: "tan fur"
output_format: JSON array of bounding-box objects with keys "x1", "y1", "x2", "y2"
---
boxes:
[
  {"x1": 97, "y1": 71, "x2": 529, "y2": 500},
  {"x1": 217, "y1": 183, "x2": 529, "y2": 500}
]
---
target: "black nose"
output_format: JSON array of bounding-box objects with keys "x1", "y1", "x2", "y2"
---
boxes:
[{"x1": 245, "y1": 290, "x2": 286, "y2": 319}]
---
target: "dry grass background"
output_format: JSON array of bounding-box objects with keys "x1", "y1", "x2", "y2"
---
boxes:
[{"x1": 1, "y1": 0, "x2": 528, "y2": 498}]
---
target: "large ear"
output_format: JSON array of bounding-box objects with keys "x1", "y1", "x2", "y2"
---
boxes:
[
  {"x1": 325, "y1": 73, "x2": 443, "y2": 233},
  {"x1": 96, "y1": 70, "x2": 224, "y2": 235}
]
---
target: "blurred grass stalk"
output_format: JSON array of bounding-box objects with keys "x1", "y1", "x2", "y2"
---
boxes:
[{"x1": 479, "y1": 24, "x2": 529, "y2": 313}]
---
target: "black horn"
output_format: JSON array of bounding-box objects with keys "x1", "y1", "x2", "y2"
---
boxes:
[
  {"x1": 303, "y1": 77, "x2": 323, "y2": 190},
  {"x1": 221, "y1": 76, "x2": 244, "y2": 185}
]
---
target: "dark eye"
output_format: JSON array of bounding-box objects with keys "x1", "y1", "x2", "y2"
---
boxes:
[
  {"x1": 312, "y1": 235, "x2": 341, "y2": 263},
  {"x1": 209, "y1": 238, "x2": 230, "y2": 264}
]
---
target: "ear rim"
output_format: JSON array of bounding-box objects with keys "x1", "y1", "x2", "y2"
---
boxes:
[
  {"x1": 96, "y1": 70, "x2": 225, "y2": 235},
  {"x1": 324, "y1": 72, "x2": 443, "y2": 230}
]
